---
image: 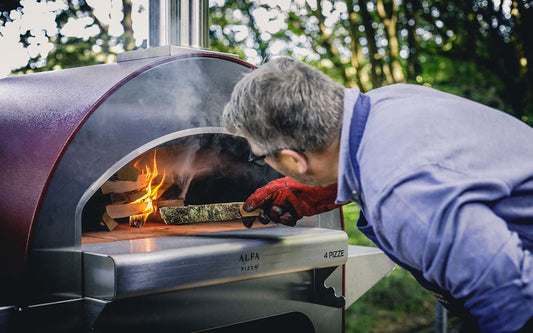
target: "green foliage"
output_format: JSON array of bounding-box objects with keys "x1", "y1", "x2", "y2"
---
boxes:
[
  {"x1": 412, "y1": 54, "x2": 533, "y2": 126},
  {"x1": 209, "y1": 0, "x2": 249, "y2": 59},
  {"x1": 343, "y1": 203, "x2": 436, "y2": 332},
  {"x1": 345, "y1": 268, "x2": 436, "y2": 333},
  {"x1": 415, "y1": 55, "x2": 507, "y2": 108},
  {"x1": 13, "y1": 37, "x2": 108, "y2": 74},
  {"x1": 208, "y1": 0, "x2": 533, "y2": 125},
  {"x1": 4, "y1": 0, "x2": 137, "y2": 75},
  {"x1": 4, "y1": 0, "x2": 533, "y2": 126},
  {"x1": 343, "y1": 203, "x2": 375, "y2": 247}
]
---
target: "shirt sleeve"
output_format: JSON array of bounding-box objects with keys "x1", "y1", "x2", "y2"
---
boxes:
[{"x1": 368, "y1": 163, "x2": 533, "y2": 333}]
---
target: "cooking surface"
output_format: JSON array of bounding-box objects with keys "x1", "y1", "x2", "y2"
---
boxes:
[{"x1": 82, "y1": 220, "x2": 272, "y2": 244}]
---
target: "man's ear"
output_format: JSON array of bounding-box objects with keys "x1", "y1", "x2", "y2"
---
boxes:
[{"x1": 278, "y1": 149, "x2": 308, "y2": 174}]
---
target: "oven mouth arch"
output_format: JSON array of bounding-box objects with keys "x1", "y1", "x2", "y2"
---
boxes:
[{"x1": 75, "y1": 126, "x2": 243, "y2": 241}]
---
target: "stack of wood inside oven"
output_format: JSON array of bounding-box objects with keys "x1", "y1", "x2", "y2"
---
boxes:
[{"x1": 83, "y1": 161, "x2": 183, "y2": 231}]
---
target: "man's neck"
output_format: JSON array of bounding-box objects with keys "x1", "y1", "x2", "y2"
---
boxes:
[{"x1": 306, "y1": 136, "x2": 340, "y2": 186}]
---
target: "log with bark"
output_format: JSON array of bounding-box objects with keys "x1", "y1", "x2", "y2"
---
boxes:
[
  {"x1": 159, "y1": 202, "x2": 262, "y2": 225},
  {"x1": 100, "y1": 212, "x2": 119, "y2": 231}
]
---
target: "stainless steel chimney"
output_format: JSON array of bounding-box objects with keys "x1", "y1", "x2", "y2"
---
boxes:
[
  {"x1": 149, "y1": 0, "x2": 209, "y2": 48},
  {"x1": 118, "y1": 0, "x2": 212, "y2": 61}
]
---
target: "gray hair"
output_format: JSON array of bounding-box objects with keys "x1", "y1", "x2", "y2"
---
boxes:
[{"x1": 223, "y1": 57, "x2": 344, "y2": 154}]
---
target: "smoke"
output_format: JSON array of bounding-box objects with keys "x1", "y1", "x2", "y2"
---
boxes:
[{"x1": 129, "y1": 134, "x2": 263, "y2": 205}]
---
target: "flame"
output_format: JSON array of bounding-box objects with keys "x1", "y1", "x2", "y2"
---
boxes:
[{"x1": 129, "y1": 151, "x2": 166, "y2": 227}]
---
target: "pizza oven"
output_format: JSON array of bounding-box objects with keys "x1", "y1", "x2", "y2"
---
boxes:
[{"x1": 0, "y1": 1, "x2": 395, "y2": 332}]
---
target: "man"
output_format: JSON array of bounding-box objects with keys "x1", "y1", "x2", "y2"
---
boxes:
[{"x1": 223, "y1": 57, "x2": 533, "y2": 332}]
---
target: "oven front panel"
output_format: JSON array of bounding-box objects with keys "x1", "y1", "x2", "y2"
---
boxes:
[
  {"x1": 82, "y1": 227, "x2": 348, "y2": 300},
  {"x1": 27, "y1": 55, "x2": 254, "y2": 302}
]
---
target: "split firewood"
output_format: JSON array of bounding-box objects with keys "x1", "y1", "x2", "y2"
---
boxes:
[
  {"x1": 115, "y1": 163, "x2": 139, "y2": 181},
  {"x1": 106, "y1": 202, "x2": 149, "y2": 218},
  {"x1": 110, "y1": 191, "x2": 146, "y2": 204},
  {"x1": 105, "y1": 199, "x2": 184, "y2": 219},
  {"x1": 101, "y1": 175, "x2": 174, "y2": 194},
  {"x1": 100, "y1": 212, "x2": 119, "y2": 231},
  {"x1": 101, "y1": 178, "x2": 149, "y2": 194},
  {"x1": 160, "y1": 202, "x2": 262, "y2": 225},
  {"x1": 157, "y1": 199, "x2": 185, "y2": 208}
]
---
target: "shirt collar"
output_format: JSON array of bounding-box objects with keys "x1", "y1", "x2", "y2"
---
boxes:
[{"x1": 336, "y1": 88, "x2": 361, "y2": 205}]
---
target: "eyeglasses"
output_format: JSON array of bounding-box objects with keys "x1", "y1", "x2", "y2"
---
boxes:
[
  {"x1": 248, "y1": 148, "x2": 304, "y2": 166},
  {"x1": 248, "y1": 151, "x2": 277, "y2": 166}
]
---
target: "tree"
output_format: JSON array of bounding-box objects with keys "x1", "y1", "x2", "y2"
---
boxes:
[
  {"x1": 418, "y1": 0, "x2": 533, "y2": 121},
  {"x1": 210, "y1": 0, "x2": 533, "y2": 124},
  {"x1": 210, "y1": 0, "x2": 408, "y2": 90},
  {"x1": 1, "y1": 0, "x2": 139, "y2": 74}
]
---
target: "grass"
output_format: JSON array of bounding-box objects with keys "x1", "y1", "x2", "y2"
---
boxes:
[{"x1": 342, "y1": 203, "x2": 437, "y2": 333}]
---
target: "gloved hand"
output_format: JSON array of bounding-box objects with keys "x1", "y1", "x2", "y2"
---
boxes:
[{"x1": 242, "y1": 177, "x2": 341, "y2": 228}]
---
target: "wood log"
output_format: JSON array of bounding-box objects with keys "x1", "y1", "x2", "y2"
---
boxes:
[
  {"x1": 101, "y1": 175, "x2": 175, "y2": 194},
  {"x1": 106, "y1": 202, "x2": 149, "y2": 218},
  {"x1": 110, "y1": 191, "x2": 146, "y2": 204},
  {"x1": 100, "y1": 212, "x2": 119, "y2": 231},
  {"x1": 157, "y1": 199, "x2": 185, "y2": 208},
  {"x1": 101, "y1": 178, "x2": 149, "y2": 194},
  {"x1": 115, "y1": 163, "x2": 139, "y2": 181},
  {"x1": 105, "y1": 199, "x2": 184, "y2": 219},
  {"x1": 160, "y1": 202, "x2": 262, "y2": 225}
]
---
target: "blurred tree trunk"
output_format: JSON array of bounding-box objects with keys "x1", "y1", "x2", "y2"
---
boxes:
[
  {"x1": 512, "y1": 0, "x2": 533, "y2": 115},
  {"x1": 121, "y1": 0, "x2": 136, "y2": 51},
  {"x1": 359, "y1": 0, "x2": 379, "y2": 89},
  {"x1": 306, "y1": 1, "x2": 347, "y2": 84},
  {"x1": 345, "y1": 0, "x2": 365, "y2": 89},
  {"x1": 376, "y1": 0, "x2": 405, "y2": 83},
  {"x1": 404, "y1": 0, "x2": 421, "y2": 80}
]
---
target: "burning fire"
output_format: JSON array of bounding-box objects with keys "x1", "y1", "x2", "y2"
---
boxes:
[{"x1": 129, "y1": 151, "x2": 166, "y2": 227}]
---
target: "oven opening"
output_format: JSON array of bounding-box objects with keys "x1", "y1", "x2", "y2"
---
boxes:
[{"x1": 81, "y1": 133, "x2": 281, "y2": 244}]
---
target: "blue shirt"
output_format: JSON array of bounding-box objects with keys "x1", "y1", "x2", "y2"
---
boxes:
[{"x1": 337, "y1": 84, "x2": 533, "y2": 333}]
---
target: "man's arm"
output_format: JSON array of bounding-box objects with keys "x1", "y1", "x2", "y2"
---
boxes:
[{"x1": 242, "y1": 177, "x2": 341, "y2": 227}]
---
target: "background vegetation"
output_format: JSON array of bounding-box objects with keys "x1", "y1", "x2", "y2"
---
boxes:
[
  {"x1": 1, "y1": 0, "x2": 532, "y2": 331},
  {"x1": 2, "y1": 0, "x2": 532, "y2": 124},
  {"x1": 211, "y1": 0, "x2": 533, "y2": 123}
]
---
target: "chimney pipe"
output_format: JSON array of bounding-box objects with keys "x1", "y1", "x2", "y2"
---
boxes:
[
  {"x1": 149, "y1": 0, "x2": 209, "y2": 49},
  {"x1": 117, "y1": 0, "x2": 218, "y2": 62}
]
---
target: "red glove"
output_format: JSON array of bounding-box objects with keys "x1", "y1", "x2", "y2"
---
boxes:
[{"x1": 242, "y1": 177, "x2": 341, "y2": 228}]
